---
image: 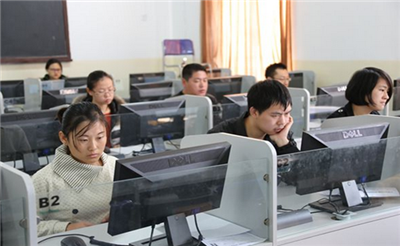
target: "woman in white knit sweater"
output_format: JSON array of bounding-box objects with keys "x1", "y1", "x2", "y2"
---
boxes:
[{"x1": 32, "y1": 102, "x2": 117, "y2": 237}]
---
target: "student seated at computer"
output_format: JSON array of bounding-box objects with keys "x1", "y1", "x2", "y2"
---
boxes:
[
  {"x1": 265, "y1": 63, "x2": 291, "y2": 87},
  {"x1": 72, "y1": 70, "x2": 126, "y2": 148},
  {"x1": 32, "y1": 102, "x2": 117, "y2": 237},
  {"x1": 208, "y1": 80, "x2": 299, "y2": 155},
  {"x1": 327, "y1": 67, "x2": 393, "y2": 119},
  {"x1": 173, "y1": 63, "x2": 218, "y2": 104},
  {"x1": 42, "y1": 58, "x2": 67, "y2": 81}
]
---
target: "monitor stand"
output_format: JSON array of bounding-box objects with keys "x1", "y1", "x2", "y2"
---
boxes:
[
  {"x1": 129, "y1": 213, "x2": 205, "y2": 246},
  {"x1": 151, "y1": 137, "x2": 166, "y2": 153},
  {"x1": 23, "y1": 152, "x2": 41, "y2": 175},
  {"x1": 309, "y1": 198, "x2": 383, "y2": 214}
]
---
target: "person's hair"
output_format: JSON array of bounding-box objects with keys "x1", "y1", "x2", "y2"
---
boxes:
[
  {"x1": 265, "y1": 63, "x2": 287, "y2": 79},
  {"x1": 345, "y1": 67, "x2": 393, "y2": 106},
  {"x1": 86, "y1": 70, "x2": 114, "y2": 91},
  {"x1": 85, "y1": 70, "x2": 114, "y2": 99},
  {"x1": 45, "y1": 58, "x2": 63, "y2": 70},
  {"x1": 182, "y1": 63, "x2": 207, "y2": 81},
  {"x1": 247, "y1": 80, "x2": 292, "y2": 113},
  {"x1": 57, "y1": 102, "x2": 108, "y2": 150}
]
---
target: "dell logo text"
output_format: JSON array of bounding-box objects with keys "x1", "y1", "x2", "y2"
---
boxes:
[{"x1": 342, "y1": 130, "x2": 363, "y2": 139}]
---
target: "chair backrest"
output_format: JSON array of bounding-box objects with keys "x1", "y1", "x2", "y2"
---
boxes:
[
  {"x1": 163, "y1": 39, "x2": 196, "y2": 75},
  {"x1": 163, "y1": 39, "x2": 194, "y2": 56}
]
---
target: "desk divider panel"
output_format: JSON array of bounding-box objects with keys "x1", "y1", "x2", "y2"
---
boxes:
[
  {"x1": 0, "y1": 162, "x2": 37, "y2": 246},
  {"x1": 288, "y1": 88, "x2": 310, "y2": 139},
  {"x1": 181, "y1": 133, "x2": 277, "y2": 242},
  {"x1": 166, "y1": 95, "x2": 213, "y2": 135}
]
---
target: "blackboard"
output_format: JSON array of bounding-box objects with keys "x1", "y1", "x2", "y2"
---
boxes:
[{"x1": 0, "y1": 0, "x2": 71, "y2": 64}]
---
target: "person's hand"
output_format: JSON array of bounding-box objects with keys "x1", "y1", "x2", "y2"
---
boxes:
[
  {"x1": 101, "y1": 214, "x2": 109, "y2": 223},
  {"x1": 269, "y1": 116, "x2": 294, "y2": 147},
  {"x1": 66, "y1": 221, "x2": 93, "y2": 231}
]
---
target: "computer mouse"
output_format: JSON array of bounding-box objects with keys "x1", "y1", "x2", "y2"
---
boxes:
[{"x1": 60, "y1": 236, "x2": 87, "y2": 246}]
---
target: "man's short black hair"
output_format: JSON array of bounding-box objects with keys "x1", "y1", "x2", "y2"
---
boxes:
[
  {"x1": 345, "y1": 67, "x2": 393, "y2": 106},
  {"x1": 247, "y1": 80, "x2": 292, "y2": 113},
  {"x1": 265, "y1": 63, "x2": 288, "y2": 79},
  {"x1": 182, "y1": 63, "x2": 207, "y2": 81}
]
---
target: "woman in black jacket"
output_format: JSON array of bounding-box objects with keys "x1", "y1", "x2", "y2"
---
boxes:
[
  {"x1": 73, "y1": 70, "x2": 125, "y2": 148},
  {"x1": 328, "y1": 67, "x2": 393, "y2": 119}
]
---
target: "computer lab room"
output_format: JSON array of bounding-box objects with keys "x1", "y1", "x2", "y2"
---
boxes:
[{"x1": 1, "y1": 1, "x2": 400, "y2": 246}]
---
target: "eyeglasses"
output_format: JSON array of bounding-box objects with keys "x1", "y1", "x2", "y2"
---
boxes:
[
  {"x1": 275, "y1": 77, "x2": 291, "y2": 82},
  {"x1": 49, "y1": 68, "x2": 61, "y2": 72},
  {"x1": 93, "y1": 88, "x2": 115, "y2": 95}
]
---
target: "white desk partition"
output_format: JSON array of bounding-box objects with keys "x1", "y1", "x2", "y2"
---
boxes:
[
  {"x1": 23, "y1": 78, "x2": 42, "y2": 112},
  {"x1": 169, "y1": 79, "x2": 183, "y2": 95},
  {"x1": 288, "y1": 88, "x2": 310, "y2": 139},
  {"x1": 289, "y1": 70, "x2": 316, "y2": 96},
  {"x1": 0, "y1": 91, "x2": 4, "y2": 114},
  {"x1": 166, "y1": 95, "x2": 213, "y2": 135},
  {"x1": 181, "y1": 133, "x2": 278, "y2": 242},
  {"x1": 0, "y1": 162, "x2": 37, "y2": 246},
  {"x1": 240, "y1": 75, "x2": 256, "y2": 93}
]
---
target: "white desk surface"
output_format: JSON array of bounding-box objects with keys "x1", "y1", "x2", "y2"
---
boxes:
[
  {"x1": 37, "y1": 184, "x2": 400, "y2": 246},
  {"x1": 38, "y1": 213, "x2": 270, "y2": 246},
  {"x1": 276, "y1": 184, "x2": 400, "y2": 245}
]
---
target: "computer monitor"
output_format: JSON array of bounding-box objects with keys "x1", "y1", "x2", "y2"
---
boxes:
[
  {"x1": 130, "y1": 81, "x2": 173, "y2": 102},
  {"x1": 108, "y1": 142, "x2": 231, "y2": 245},
  {"x1": 119, "y1": 99, "x2": 185, "y2": 153},
  {"x1": 294, "y1": 122, "x2": 389, "y2": 212},
  {"x1": 215, "y1": 93, "x2": 247, "y2": 126},
  {"x1": 64, "y1": 77, "x2": 87, "y2": 88},
  {"x1": 289, "y1": 71, "x2": 316, "y2": 96},
  {"x1": 41, "y1": 79, "x2": 65, "y2": 91},
  {"x1": 316, "y1": 83, "x2": 348, "y2": 107},
  {"x1": 0, "y1": 80, "x2": 25, "y2": 106},
  {"x1": 390, "y1": 79, "x2": 400, "y2": 115},
  {"x1": 129, "y1": 72, "x2": 167, "y2": 84},
  {"x1": 0, "y1": 109, "x2": 61, "y2": 174},
  {"x1": 207, "y1": 76, "x2": 243, "y2": 103},
  {"x1": 41, "y1": 87, "x2": 86, "y2": 109},
  {"x1": 205, "y1": 68, "x2": 232, "y2": 78}
]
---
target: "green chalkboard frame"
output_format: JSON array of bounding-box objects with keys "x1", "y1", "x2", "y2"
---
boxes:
[{"x1": 0, "y1": 0, "x2": 71, "y2": 64}]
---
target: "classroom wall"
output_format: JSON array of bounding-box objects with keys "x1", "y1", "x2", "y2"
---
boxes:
[
  {"x1": 292, "y1": 1, "x2": 400, "y2": 86},
  {"x1": 0, "y1": 0, "x2": 202, "y2": 98}
]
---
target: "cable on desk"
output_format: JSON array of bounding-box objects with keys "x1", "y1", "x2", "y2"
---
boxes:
[
  {"x1": 194, "y1": 212, "x2": 204, "y2": 246},
  {"x1": 148, "y1": 223, "x2": 156, "y2": 246},
  {"x1": 360, "y1": 183, "x2": 371, "y2": 205},
  {"x1": 166, "y1": 139, "x2": 180, "y2": 149},
  {"x1": 132, "y1": 143, "x2": 154, "y2": 156}
]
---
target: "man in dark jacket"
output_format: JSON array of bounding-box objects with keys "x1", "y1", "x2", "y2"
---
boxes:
[
  {"x1": 208, "y1": 80, "x2": 299, "y2": 155},
  {"x1": 174, "y1": 63, "x2": 218, "y2": 104}
]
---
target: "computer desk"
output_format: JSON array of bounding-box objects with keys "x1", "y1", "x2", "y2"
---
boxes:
[
  {"x1": 276, "y1": 184, "x2": 400, "y2": 246},
  {"x1": 36, "y1": 183, "x2": 400, "y2": 246},
  {"x1": 110, "y1": 139, "x2": 182, "y2": 158},
  {"x1": 37, "y1": 213, "x2": 269, "y2": 246}
]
